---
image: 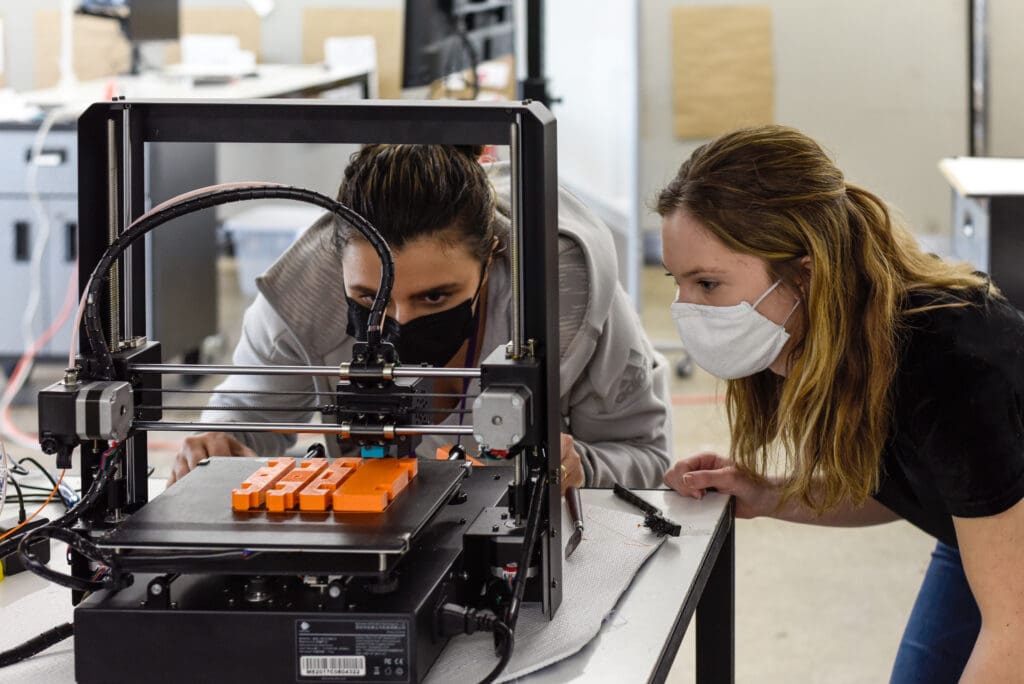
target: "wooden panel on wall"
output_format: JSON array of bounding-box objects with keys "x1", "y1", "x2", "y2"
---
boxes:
[
  {"x1": 672, "y1": 5, "x2": 774, "y2": 139},
  {"x1": 302, "y1": 7, "x2": 403, "y2": 99},
  {"x1": 34, "y1": 11, "x2": 131, "y2": 88},
  {"x1": 164, "y1": 7, "x2": 262, "y2": 65}
]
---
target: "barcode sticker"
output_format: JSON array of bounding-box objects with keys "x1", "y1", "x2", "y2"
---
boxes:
[{"x1": 300, "y1": 655, "x2": 367, "y2": 677}]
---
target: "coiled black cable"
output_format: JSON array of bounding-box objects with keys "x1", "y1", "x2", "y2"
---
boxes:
[
  {"x1": 0, "y1": 622, "x2": 73, "y2": 668},
  {"x1": 83, "y1": 186, "x2": 393, "y2": 378}
]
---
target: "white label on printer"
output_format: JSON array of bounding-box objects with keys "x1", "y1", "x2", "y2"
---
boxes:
[{"x1": 300, "y1": 655, "x2": 366, "y2": 677}]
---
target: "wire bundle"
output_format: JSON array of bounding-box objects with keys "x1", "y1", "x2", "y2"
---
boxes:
[{"x1": 11, "y1": 444, "x2": 121, "y2": 592}]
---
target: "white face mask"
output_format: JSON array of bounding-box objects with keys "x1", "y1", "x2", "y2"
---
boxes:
[{"x1": 670, "y1": 281, "x2": 799, "y2": 380}]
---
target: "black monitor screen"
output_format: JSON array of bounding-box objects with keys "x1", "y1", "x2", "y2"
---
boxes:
[
  {"x1": 403, "y1": 0, "x2": 514, "y2": 90},
  {"x1": 127, "y1": 0, "x2": 179, "y2": 41},
  {"x1": 78, "y1": 0, "x2": 179, "y2": 41}
]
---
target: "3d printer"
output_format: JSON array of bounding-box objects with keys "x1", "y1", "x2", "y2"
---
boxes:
[{"x1": 26, "y1": 99, "x2": 562, "y2": 684}]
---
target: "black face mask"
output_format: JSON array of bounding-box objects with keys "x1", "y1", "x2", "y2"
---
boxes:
[{"x1": 345, "y1": 271, "x2": 486, "y2": 367}]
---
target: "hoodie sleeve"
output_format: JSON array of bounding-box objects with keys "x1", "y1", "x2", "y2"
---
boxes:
[
  {"x1": 199, "y1": 294, "x2": 320, "y2": 457},
  {"x1": 558, "y1": 245, "x2": 673, "y2": 489}
]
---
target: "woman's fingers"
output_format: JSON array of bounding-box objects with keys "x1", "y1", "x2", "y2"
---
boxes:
[{"x1": 664, "y1": 453, "x2": 727, "y2": 495}]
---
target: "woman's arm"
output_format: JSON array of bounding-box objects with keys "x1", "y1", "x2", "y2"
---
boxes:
[
  {"x1": 198, "y1": 296, "x2": 320, "y2": 455},
  {"x1": 565, "y1": 287, "x2": 673, "y2": 489},
  {"x1": 665, "y1": 453, "x2": 901, "y2": 525},
  {"x1": 954, "y1": 497, "x2": 1024, "y2": 682}
]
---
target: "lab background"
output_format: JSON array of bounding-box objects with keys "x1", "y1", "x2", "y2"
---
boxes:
[{"x1": 1, "y1": 1, "x2": 1023, "y2": 682}]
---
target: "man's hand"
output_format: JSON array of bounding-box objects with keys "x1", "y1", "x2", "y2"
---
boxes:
[
  {"x1": 560, "y1": 433, "x2": 585, "y2": 494},
  {"x1": 167, "y1": 432, "x2": 257, "y2": 487}
]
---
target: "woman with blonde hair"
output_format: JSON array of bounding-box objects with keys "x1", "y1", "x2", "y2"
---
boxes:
[{"x1": 658, "y1": 125, "x2": 1023, "y2": 682}]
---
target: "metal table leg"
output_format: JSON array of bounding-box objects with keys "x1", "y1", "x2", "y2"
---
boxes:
[{"x1": 696, "y1": 504, "x2": 735, "y2": 684}]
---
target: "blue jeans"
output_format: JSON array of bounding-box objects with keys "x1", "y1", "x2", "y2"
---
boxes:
[{"x1": 890, "y1": 540, "x2": 981, "y2": 683}]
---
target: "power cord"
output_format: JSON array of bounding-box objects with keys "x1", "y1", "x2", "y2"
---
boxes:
[
  {"x1": 503, "y1": 468, "x2": 549, "y2": 634},
  {"x1": 434, "y1": 604, "x2": 514, "y2": 684},
  {"x1": 432, "y1": 465, "x2": 550, "y2": 684}
]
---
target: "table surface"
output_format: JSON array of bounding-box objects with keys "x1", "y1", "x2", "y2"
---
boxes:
[
  {"x1": 939, "y1": 157, "x2": 1024, "y2": 197},
  {"x1": 19, "y1": 62, "x2": 374, "y2": 111},
  {"x1": 528, "y1": 489, "x2": 731, "y2": 683},
  {"x1": 0, "y1": 484, "x2": 732, "y2": 683}
]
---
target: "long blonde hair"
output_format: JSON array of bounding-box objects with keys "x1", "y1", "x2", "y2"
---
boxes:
[{"x1": 657, "y1": 125, "x2": 989, "y2": 512}]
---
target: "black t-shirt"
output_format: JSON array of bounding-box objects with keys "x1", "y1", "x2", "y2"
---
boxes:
[{"x1": 874, "y1": 286, "x2": 1024, "y2": 547}]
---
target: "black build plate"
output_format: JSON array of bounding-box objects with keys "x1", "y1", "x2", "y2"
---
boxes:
[{"x1": 96, "y1": 458, "x2": 470, "y2": 574}]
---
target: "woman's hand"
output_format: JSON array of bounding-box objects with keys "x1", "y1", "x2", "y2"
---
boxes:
[
  {"x1": 167, "y1": 432, "x2": 257, "y2": 487},
  {"x1": 560, "y1": 433, "x2": 585, "y2": 494},
  {"x1": 663, "y1": 452, "x2": 777, "y2": 519}
]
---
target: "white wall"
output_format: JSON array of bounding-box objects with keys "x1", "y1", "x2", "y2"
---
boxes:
[
  {"x1": 990, "y1": 0, "x2": 1024, "y2": 157},
  {"x1": 640, "y1": 0, "x2": 970, "y2": 239},
  {"x1": 546, "y1": 0, "x2": 640, "y2": 296}
]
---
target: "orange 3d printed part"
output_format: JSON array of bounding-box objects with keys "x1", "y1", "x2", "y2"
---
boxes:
[
  {"x1": 232, "y1": 457, "x2": 419, "y2": 513},
  {"x1": 265, "y1": 458, "x2": 327, "y2": 513},
  {"x1": 332, "y1": 458, "x2": 419, "y2": 513},
  {"x1": 231, "y1": 458, "x2": 295, "y2": 511},
  {"x1": 298, "y1": 458, "x2": 362, "y2": 512}
]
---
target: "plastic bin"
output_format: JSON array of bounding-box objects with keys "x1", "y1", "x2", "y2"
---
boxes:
[{"x1": 223, "y1": 204, "x2": 325, "y2": 297}]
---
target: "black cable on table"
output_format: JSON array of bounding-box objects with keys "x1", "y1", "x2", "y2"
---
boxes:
[
  {"x1": 4, "y1": 476, "x2": 27, "y2": 523},
  {"x1": 0, "y1": 622, "x2": 74, "y2": 669},
  {"x1": 16, "y1": 457, "x2": 59, "y2": 490},
  {"x1": 478, "y1": 621, "x2": 513, "y2": 684}
]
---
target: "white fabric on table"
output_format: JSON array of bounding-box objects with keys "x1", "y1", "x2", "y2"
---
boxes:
[{"x1": 426, "y1": 503, "x2": 665, "y2": 683}]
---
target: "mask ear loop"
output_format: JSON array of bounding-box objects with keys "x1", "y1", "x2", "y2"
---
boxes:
[
  {"x1": 752, "y1": 280, "x2": 801, "y2": 327},
  {"x1": 751, "y1": 280, "x2": 783, "y2": 309},
  {"x1": 780, "y1": 296, "x2": 801, "y2": 327}
]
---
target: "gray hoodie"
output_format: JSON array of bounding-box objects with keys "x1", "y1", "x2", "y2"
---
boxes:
[{"x1": 202, "y1": 162, "x2": 672, "y2": 488}]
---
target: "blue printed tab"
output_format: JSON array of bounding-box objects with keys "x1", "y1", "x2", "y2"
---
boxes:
[{"x1": 360, "y1": 445, "x2": 386, "y2": 458}]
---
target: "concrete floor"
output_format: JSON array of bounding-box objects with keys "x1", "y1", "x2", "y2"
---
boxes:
[{"x1": 1, "y1": 259, "x2": 937, "y2": 682}]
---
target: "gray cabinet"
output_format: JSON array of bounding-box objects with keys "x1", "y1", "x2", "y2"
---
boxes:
[
  {"x1": 941, "y1": 157, "x2": 1024, "y2": 309},
  {"x1": 0, "y1": 123, "x2": 217, "y2": 366}
]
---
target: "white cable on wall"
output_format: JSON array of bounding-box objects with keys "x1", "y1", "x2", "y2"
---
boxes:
[
  {"x1": 0, "y1": 105, "x2": 79, "y2": 449},
  {"x1": 58, "y1": 0, "x2": 77, "y2": 89},
  {"x1": 0, "y1": 437, "x2": 9, "y2": 520}
]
